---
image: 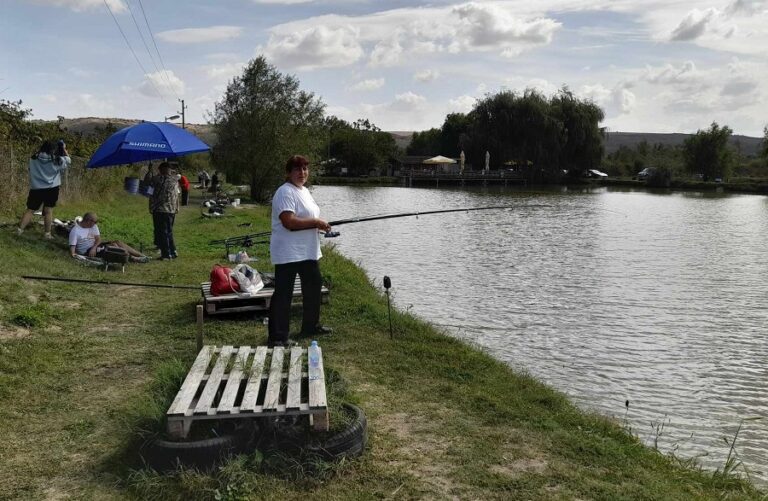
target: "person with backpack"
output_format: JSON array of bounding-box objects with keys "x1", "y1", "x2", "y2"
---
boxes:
[{"x1": 17, "y1": 139, "x2": 71, "y2": 239}]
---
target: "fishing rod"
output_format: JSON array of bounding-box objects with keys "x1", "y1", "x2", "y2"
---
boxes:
[
  {"x1": 22, "y1": 275, "x2": 199, "y2": 290},
  {"x1": 209, "y1": 204, "x2": 552, "y2": 246}
]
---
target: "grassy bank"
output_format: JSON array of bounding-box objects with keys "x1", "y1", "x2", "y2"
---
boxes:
[{"x1": 0, "y1": 191, "x2": 762, "y2": 500}]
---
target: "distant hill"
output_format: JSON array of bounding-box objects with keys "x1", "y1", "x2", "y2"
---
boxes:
[
  {"x1": 51, "y1": 117, "x2": 217, "y2": 146},
  {"x1": 387, "y1": 130, "x2": 764, "y2": 157},
  {"x1": 604, "y1": 132, "x2": 763, "y2": 156},
  {"x1": 43, "y1": 119, "x2": 765, "y2": 158}
]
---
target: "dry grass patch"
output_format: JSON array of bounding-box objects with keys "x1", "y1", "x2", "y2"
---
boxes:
[{"x1": 0, "y1": 324, "x2": 30, "y2": 340}]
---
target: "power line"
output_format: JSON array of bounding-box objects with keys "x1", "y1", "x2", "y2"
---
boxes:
[
  {"x1": 124, "y1": 0, "x2": 180, "y2": 101},
  {"x1": 102, "y1": 0, "x2": 170, "y2": 107},
  {"x1": 135, "y1": 0, "x2": 182, "y2": 102}
]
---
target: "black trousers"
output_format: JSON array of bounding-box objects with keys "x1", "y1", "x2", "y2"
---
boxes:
[
  {"x1": 152, "y1": 212, "x2": 176, "y2": 258},
  {"x1": 181, "y1": 190, "x2": 189, "y2": 206},
  {"x1": 268, "y1": 260, "x2": 322, "y2": 344}
]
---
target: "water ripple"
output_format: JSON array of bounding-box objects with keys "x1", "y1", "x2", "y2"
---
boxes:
[{"x1": 316, "y1": 185, "x2": 768, "y2": 484}]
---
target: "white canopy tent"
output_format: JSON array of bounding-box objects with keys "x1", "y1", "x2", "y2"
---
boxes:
[{"x1": 423, "y1": 155, "x2": 458, "y2": 173}]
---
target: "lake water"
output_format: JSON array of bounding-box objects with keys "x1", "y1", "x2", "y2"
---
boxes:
[{"x1": 313, "y1": 184, "x2": 768, "y2": 483}]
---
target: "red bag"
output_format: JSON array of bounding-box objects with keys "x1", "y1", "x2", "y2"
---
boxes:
[{"x1": 210, "y1": 264, "x2": 240, "y2": 296}]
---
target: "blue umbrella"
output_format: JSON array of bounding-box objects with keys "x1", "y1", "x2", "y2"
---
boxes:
[{"x1": 86, "y1": 121, "x2": 210, "y2": 168}]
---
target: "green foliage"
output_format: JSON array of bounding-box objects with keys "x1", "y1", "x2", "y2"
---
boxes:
[
  {"x1": 211, "y1": 56, "x2": 326, "y2": 202},
  {"x1": 682, "y1": 122, "x2": 734, "y2": 181},
  {"x1": 439, "y1": 112, "x2": 471, "y2": 157},
  {"x1": 9, "y1": 305, "x2": 49, "y2": 328},
  {"x1": 0, "y1": 99, "x2": 126, "y2": 216},
  {"x1": 603, "y1": 141, "x2": 684, "y2": 178},
  {"x1": 406, "y1": 127, "x2": 441, "y2": 155},
  {"x1": 406, "y1": 88, "x2": 604, "y2": 181},
  {"x1": 325, "y1": 117, "x2": 398, "y2": 176},
  {"x1": 762, "y1": 126, "x2": 768, "y2": 166}
]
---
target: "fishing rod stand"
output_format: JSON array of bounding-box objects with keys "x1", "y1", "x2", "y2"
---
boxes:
[{"x1": 383, "y1": 275, "x2": 393, "y2": 339}]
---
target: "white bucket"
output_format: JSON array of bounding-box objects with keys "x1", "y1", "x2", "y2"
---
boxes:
[{"x1": 233, "y1": 198, "x2": 241, "y2": 207}]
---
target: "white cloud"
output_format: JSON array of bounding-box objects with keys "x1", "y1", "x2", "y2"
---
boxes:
[
  {"x1": 452, "y1": 3, "x2": 561, "y2": 52},
  {"x1": 31, "y1": 0, "x2": 126, "y2": 12},
  {"x1": 349, "y1": 78, "x2": 385, "y2": 91},
  {"x1": 203, "y1": 62, "x2": 246, "y2": 80},
  {"x1": 41, "y1": 94, "x2": 58, "y2": 103},
  {"x1": 138, "y1": 70, "x2": 185, "y2": 99},
  {"x1": 369, "y1": 36, "x2": 404, "y2": 68},
  {"x1": 73, "y1": 93, "x2": 116, "y2": 115},
  {"x1": 643, "y1": 61, "x2": 698, "y2": 84},
  {"x1": 388, "y1": 91, "x2": 427, "y2": 112},
  {"x1": 264, "y1": 25, "x2": 363, "y2": 69},
  {"x1": 670, "y1": 8, "x2": 719, "y2": 41},
  {"x1": 448, "y1": 95, "x2": 476, "y2": 113},
  {"x1": 157, "y1": 26, "x2": 243, "y2": 44},
  {"x1": 414, "y1": 69, "x2": 439, "y2": 82},
  {"x1": 252, "y1": 0, "x2": 312, "y2": 3}
]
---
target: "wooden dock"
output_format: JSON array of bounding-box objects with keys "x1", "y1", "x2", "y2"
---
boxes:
[{"x1": 166, "y1": 345, "x2": 329, "y2": 438}]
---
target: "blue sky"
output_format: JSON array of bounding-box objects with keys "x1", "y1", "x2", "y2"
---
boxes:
[{"x1": 2, "y1": 0, "x2": 767, "y2": 136}]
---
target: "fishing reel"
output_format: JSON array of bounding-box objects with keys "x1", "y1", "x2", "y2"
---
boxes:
[{"x1": 324, "y1": 231, "x2": 340, "y2": 238}]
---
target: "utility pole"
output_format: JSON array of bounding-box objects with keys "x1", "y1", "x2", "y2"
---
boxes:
[{"x1": 178, "y1": 99, "x2": 187, "y2": 129}]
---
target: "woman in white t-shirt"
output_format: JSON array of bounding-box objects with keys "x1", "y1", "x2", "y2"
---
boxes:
[{"x1": 268, "y1": 155, "x2": 332, "y2": 347}]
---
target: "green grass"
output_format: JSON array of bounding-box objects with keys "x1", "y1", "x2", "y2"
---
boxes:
[{"x1": 0, "y1": 190, "x2": 763, "y2": 500}]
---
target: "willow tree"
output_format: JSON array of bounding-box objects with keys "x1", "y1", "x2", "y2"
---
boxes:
[
  {"x1": 211, "y1": 57, "x2": 325, "y2": 202},
  {"x1": 682, "y1": 122, "x2": 733, "y2": 181}
]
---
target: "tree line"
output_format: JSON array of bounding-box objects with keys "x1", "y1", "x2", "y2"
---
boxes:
[
  {"x1": 3, "y1": 55, "x2": 767, "y2": 210},
  {"x1": 407, "y1": 88, "x2": 605, "y2": 182}
]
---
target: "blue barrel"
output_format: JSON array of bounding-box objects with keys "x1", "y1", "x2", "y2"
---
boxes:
[{"x1": 124, "y1": 176, "x2": 140, "y2": 195}]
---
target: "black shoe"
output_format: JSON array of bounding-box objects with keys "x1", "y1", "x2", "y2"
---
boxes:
[{"x1": 301, "y1": 325, "x2": 333, "y2": 337}]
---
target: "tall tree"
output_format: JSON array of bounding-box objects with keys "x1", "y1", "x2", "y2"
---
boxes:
[
  {"x1": 406, "y1": 128, "x2": 441, "y2": 155},
  {"x1": 551, "y1": 87, "x2": 604, "y2": 175},
  {"x1": 329, "y1": 118, "x2": 397, "y2": 175},
  {"x1": 682, "y1": 122, "x2": 734, "y2": 181},
  {"x1": 210, "y1": 56, "x2": 325, "y2": 201},
  {"x1": 762, "y1": 125, "x2": 768, "y2": 167}
]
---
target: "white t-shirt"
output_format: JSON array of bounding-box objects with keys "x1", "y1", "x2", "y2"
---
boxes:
[
  {"x1": 69, "y1": 223, "x2": 100, "y2": 255},
  {"x1": 270, "y1": 182, "x2": 322, "y2": 265}
]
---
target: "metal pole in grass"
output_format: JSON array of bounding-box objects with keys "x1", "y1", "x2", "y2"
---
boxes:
[
  {"x1": 383, "y1": 276, "x2": 393, "y2": 339},
  {"x1": 196, "y1": 304, "x2": 204, "y2": 351}
]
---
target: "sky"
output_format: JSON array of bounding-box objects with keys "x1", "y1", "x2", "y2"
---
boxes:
[{"x1": 2, "y1": 0, "x2": 767, "y2": 136}]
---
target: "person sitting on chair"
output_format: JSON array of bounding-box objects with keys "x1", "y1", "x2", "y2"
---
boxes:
[{"x1": 68, "y1": 212, "x2": 150, "y2": 263}]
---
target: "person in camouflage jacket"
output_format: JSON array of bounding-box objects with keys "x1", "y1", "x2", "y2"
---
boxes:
[{"x1": 149, "y1": 162, "x2": 179, "y2": 260}]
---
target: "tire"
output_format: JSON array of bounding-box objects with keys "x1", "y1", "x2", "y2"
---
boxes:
[
  {"x1": 142, "y1": 425, "x2": 255, "y2": 472},
  {"x1": 307, "y1": 403, "x2": 367, "y2": 460}
]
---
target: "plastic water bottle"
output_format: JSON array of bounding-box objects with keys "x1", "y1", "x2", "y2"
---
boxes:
[{"x1": 308, "y1": 340, "x2": 320, "y2": 380}]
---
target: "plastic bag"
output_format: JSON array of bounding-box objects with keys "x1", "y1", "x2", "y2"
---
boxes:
[{"x1": 231, "y1": 264, "x2": 264, "y2": 295}]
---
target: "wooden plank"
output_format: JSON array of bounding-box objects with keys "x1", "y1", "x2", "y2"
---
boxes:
[
  {"x1": 207, "y1": 304, "x2": 268, "y2": 315},
  {"x1": 286, "y1": 347, "x2": 303, "y2": 410},
  {"x1": 240, "y1": 346, "x2": 268, "y2": 411},
  {"x1": 194, "y1": 345, "x2": 234, "y2": 415},
  {"x1": 167, "y1": 346, "x2": 215, "y2": 416},
  {"x1": 262, "y1": 347, "x2": 285, "y2": 411},
  {"x1": 308, "y1": 346, "x2": 327, "y2": 409},
  {"x1": 217, "y1": 346, "x2": 250, "y2": 413}
]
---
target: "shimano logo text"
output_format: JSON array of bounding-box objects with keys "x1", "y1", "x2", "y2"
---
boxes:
[{"x1": 129, "y1": 142, "x2": 167, "y2": 148}]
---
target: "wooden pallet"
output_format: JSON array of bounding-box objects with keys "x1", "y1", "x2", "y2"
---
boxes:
[
  {"x1": 166, "y1": 345, "x2": 329, "y2": 438},
  {"x1": 202, "y1": 276, "x2": 329, "y2": 315}
]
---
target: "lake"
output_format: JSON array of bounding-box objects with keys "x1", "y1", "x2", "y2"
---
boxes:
[{"x1": 313, "y1": 184, "x2": 768, "y2": 483}]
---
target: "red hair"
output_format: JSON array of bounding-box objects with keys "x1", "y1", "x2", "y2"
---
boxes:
[{"x1": 285, "y1": 155, "x2": 309, "y2": 173}]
